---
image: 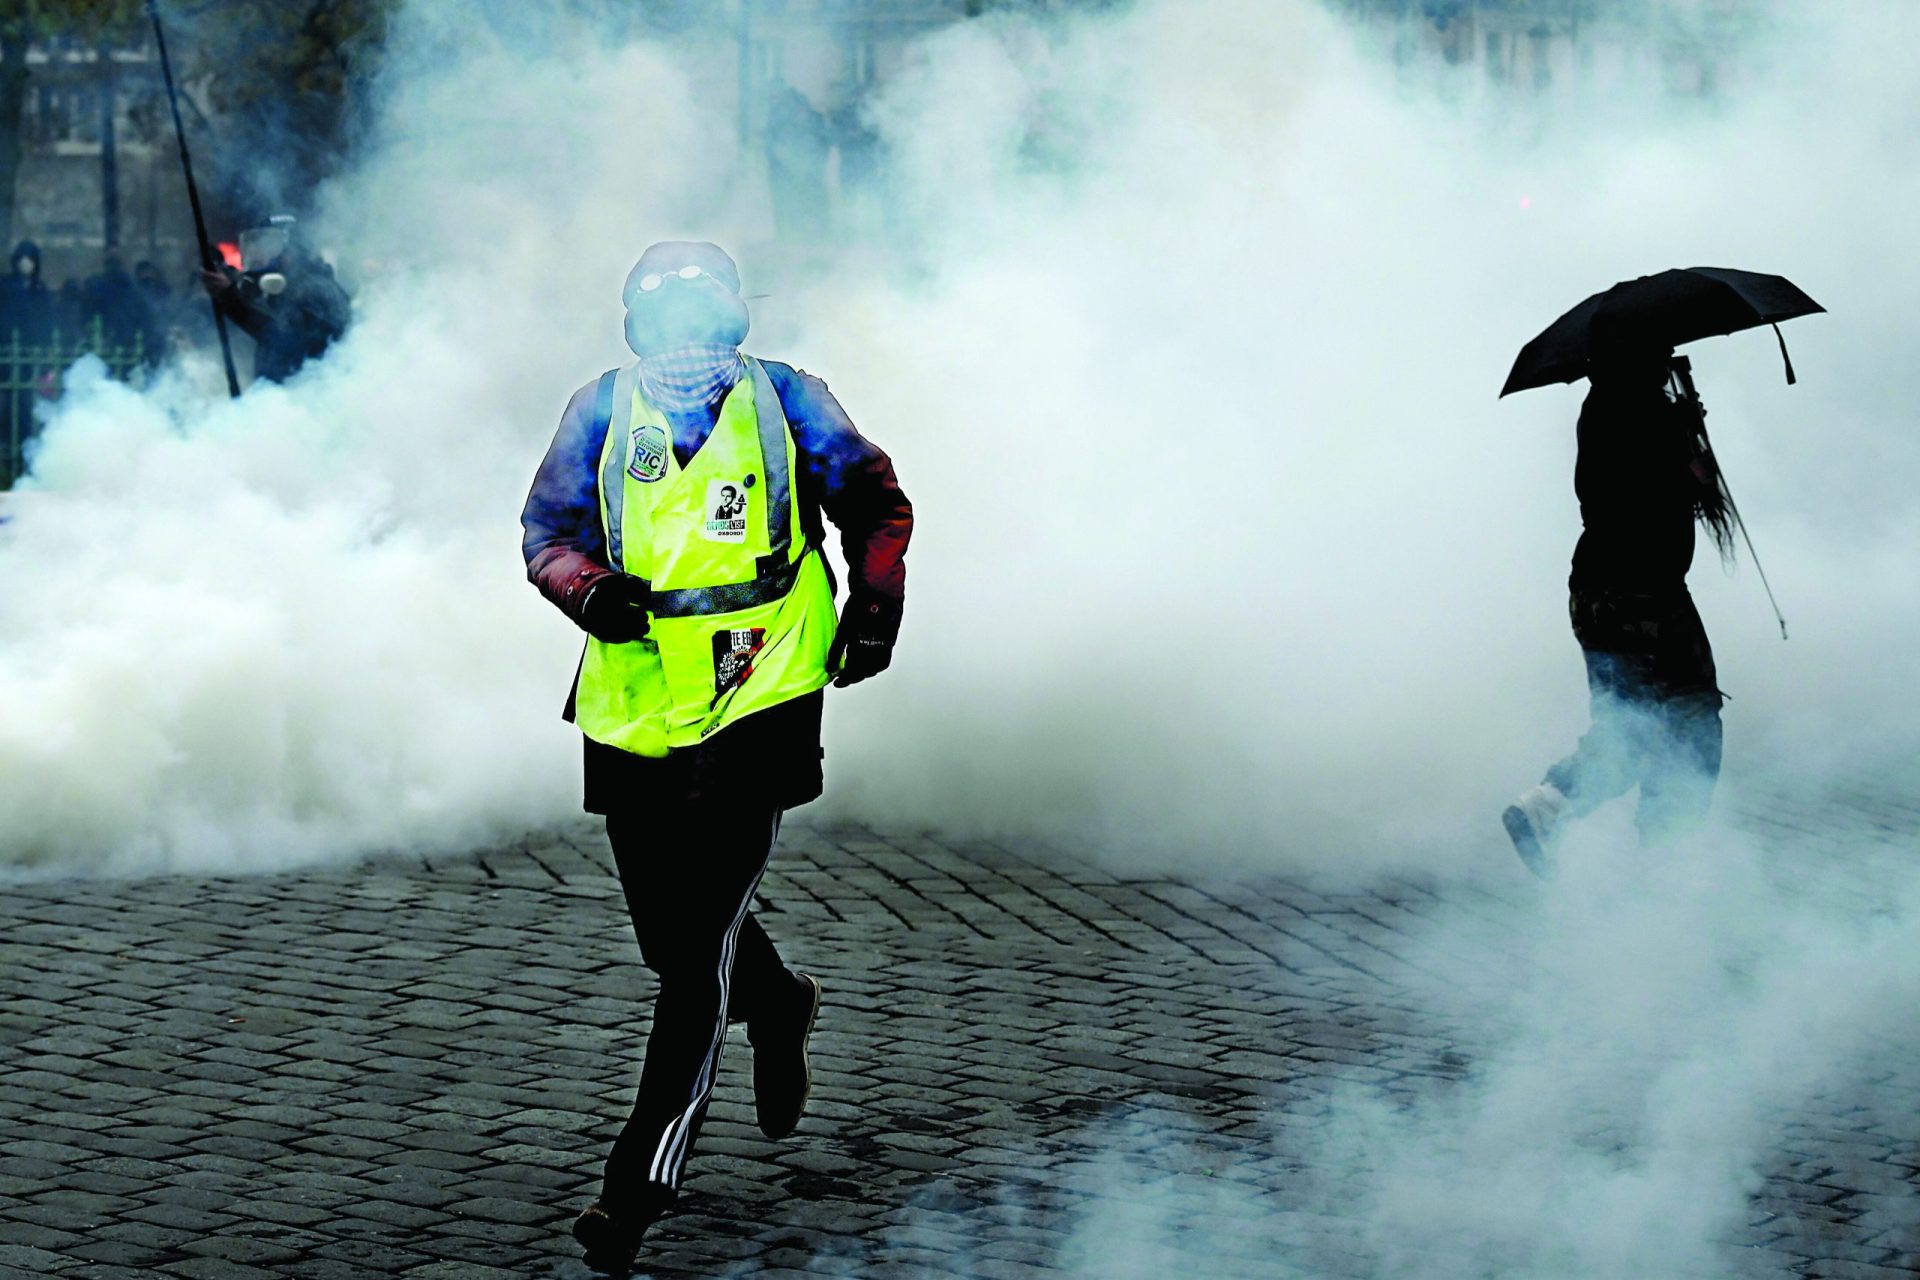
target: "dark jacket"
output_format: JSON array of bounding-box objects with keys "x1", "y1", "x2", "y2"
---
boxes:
[
  {"x1": 520, "y1": 358, "x2": 912, "y2": 811},
  {"x1": 2, "y1": 241, "x2": 52, "y2": 344},
  {"x1": 1566, "y1": 380, "x2": 1719, "y2": 696},
  {"x1": 213, "y1": 258, "x2": 351, "y2": 383},
  {"x1": 1569, "y1": 381, "x2": 1696, "y2": 596}
]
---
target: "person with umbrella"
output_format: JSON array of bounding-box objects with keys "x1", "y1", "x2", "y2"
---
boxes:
[{"x1": 1499, "y1": 267, "x2": 1820, "y2": 874}]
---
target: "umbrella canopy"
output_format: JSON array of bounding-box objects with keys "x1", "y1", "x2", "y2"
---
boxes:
[{"x1": 1500, "y1": 267, "x2": 1824, "y2": 397}]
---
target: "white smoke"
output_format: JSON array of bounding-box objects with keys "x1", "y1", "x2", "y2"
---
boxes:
[
  {"x1": 0, "y1": 19, "x2": 744, "y2": 875},
  {"x1": 1309, "y1": 818, "x2": 1920, "y2": 1279},
  {"x1": 1, "y1": 0, "x2": 1915, "y2": 879},
  {"x1": 798, "y1": 0, "x2": 1920, "y2": 869},
  {"x1": 3, "y1": 3, "x2": 1914, "y2": 1274},
  {"x1": 696, "y1": 815, "x2": 1919, "y2": 1280}
]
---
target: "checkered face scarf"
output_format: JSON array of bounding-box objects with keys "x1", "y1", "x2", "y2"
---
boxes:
[{"x1": 637, "y1": 344, "x2": 744, "y2": 414}]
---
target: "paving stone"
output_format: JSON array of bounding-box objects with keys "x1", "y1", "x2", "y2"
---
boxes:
[
  {"x1": 401, "y1": 1263, "x2": 526, "y2": 1280},
  {"x1": 156, "y1": 1259, "x2": 285, "y2": 1280},
  {"x1": 0, "y1": 1246, "x2": 77, "y2": 1273},
  {"x1": 6, "y1": 792, "x2": 1918, "y2": 1278}
]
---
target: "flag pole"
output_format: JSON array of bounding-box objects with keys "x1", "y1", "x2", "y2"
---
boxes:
[{"x1": 147, "y1": 0, "x2": 240, "y2": 398}]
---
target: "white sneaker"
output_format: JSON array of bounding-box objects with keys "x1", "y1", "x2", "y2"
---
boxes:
[{"x1": 1502, "y1": 782, "x2": 1569, "y2": 878}]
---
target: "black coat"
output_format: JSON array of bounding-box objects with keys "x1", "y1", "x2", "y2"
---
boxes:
[
  {"x1": 1569, "y1": 381, "x2": 1696, "y2": 595},
  {"x1": 216, "y1": 261, "x2": 351, "y2": 383}
]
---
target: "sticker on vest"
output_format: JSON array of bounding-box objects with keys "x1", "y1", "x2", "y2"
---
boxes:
[
  {"x1": 702, "y1": 479, "x2": 750, "y2": 543},
  {"x1": 627, "y1": 423, "x2": 668, "y2": 483},
  {"x1": 712, "y1": 627, "x2": 767, "y2": 703}
]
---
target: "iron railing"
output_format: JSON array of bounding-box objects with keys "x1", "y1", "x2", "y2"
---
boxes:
[{"x1": 2, "y1": 321, "x2": 150, "y2": 489}]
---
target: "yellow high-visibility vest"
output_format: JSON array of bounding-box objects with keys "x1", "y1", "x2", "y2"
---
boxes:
[{"x1": 573, "y1": 357, "x2": 836, "y2": 757}]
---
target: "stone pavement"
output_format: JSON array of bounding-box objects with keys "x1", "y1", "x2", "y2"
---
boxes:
[{"x1": 2, "y1": 783, "x2": 1917, "y2": 1279}]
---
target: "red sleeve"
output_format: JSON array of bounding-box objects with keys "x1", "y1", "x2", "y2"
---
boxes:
[{"x1": 769, "y1": 363, "x2": 912, "y2": 637}]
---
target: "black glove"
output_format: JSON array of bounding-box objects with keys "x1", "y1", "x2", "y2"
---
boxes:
[
  {"x1": 828, "y1": 595, "x2": 899, "y2": 687},
  {"x1": 581, "y1": 574, "x2": 651, "y2": 644}
]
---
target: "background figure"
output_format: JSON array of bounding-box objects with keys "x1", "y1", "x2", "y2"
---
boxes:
[
  {"x1": 1, "y1": 241, "x2": 53, "y2": 344},
  {"x1": 132, "y1": 261, "x2": 179, "y2": 368},
  {"x1": 1, "y1": 241, "x2": 54, "y2": 481},
  {"x1": 84, "y1": 256, "x2": 153, "y2": 358},
  {"x1": 1505, "y1": 335, "x2": 1726, "y2": 872},
  {"x1": 766, "y1": 85, "x2": 831, "y2": 240},
  {"x1": 200, "y1": 220, "x2": 352, "y2": 384},
  {"x1": 53, "y1": 280, "x2": 85, "y2": 335}
]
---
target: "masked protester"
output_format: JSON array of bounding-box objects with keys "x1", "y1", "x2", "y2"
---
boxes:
[
  {"x1": 1503, "y1": 327, "x2": 1727, "y2": 875},
  {"x1": 1, "y1": 241, "x2": 53, "y2": 479},
  {"x1": 1, "y1": 240, "x2": 52, "y2": 341},
  {"x1": 198, "y1": 216, "x2": 350, "y2": 383},
  {"x1": 520, "y1": 240, "x2": 911, "y2": 1274}
]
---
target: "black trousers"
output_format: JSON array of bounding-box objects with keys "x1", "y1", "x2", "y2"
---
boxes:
[
  {"x1": 1545, "y1": 588, "x2": 1724, "y2": 841},
  {"x1": 600, "y1": 798, "x2": 794, "y2": 1203}
]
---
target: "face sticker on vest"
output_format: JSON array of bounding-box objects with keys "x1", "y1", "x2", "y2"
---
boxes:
[
  {"x1": 627, "y1": 423, "x2": 668, "y2": 483},
  {"x1": 712, "y1": 627, "x2": 767, "y2": 703},
  {"x1": 702, "y1": 479, "x2": 750, "y2": 543}
]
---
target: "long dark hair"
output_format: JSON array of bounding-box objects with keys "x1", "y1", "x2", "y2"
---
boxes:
[{"x1": 1669, "y1": 362, "x2": 1738, "y2": 560}]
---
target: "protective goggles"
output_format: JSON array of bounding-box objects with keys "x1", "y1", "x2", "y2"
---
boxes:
[{"x1": 633, "y1": 264, "x2": 734, "y2": 295}]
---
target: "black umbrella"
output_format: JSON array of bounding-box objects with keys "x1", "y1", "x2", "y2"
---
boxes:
[{"x1": 1500, "y1": 267, "x2": 1824, "y2": 397}]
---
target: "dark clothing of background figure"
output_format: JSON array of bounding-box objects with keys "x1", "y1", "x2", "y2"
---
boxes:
[
  {"x1": 2, "y1": 241, "x2": 53, "y2": 344},
  {"x1": 54, "y1": 281, "x2": 85, "y2": 335},
  {"x1": 84, "y1": 260, "x2": 150, "y2": 353},
  {"x1": 599, "y1": 800, "x2": 795, "y2": 1198},
  {"x1": 520, "y1": 359, "x2": 912, "y2": 813},
  {"x1": 3, "y1": 241, "x2": 53, "y2": 474},
  {"x1": 1547, "y1": 380, "x2": 1723, "y2": 840},
  {"x1": 133, "y1": 262, "x2": 179, "y2": 366},
  {"x1": 211, "y1": 258, "x2": 351, "y2": 383}
]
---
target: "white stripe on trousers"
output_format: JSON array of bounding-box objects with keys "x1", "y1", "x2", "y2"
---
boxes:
[{"x1": 647, "y1": 811, "x2": 781, "y2": 1188}]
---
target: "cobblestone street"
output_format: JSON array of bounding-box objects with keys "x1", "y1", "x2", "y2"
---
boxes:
[{"x1": 3, "y1": 785, "x2": 1917, "y2": 1279}]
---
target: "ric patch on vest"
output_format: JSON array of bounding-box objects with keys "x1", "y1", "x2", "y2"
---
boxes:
[
  {"x1": 627, "y1": 423, "x2": 668, "y2": 483},
  {"x1": 701, "y1": 479, "x2": 750, "y2": 543},
  {"x1": 712, "y1": 627, "x2": 767, "y2": 703}
]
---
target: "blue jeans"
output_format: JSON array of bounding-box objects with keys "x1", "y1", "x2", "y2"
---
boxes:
[{"x1": 1545, "y1": 589, "x2": 1724, "y2": 842}]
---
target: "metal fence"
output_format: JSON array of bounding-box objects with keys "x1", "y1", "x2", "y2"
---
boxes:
[{"x1": 2, "y1": 321, "x2": 150, "y2": 489}]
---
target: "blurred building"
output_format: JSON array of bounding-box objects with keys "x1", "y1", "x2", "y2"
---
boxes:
[
  {"x1": 660, "y1": 0, "x2": 979, "y2": 242},
  {"x1": 1336, "y1": 0, "x2": 1757, "y2": 101},
  {"x1": 7, "y1": 32, "x2": 197, "y2": 285},
  {"x1": 716, "y1": 1, "x2": 967, "y2": 151}
]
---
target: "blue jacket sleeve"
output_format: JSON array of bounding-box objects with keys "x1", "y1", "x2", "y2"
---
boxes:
[
  {"x1": 764, "y1": 361, "x2": 913, "y2": 638},
  {"x1": 521, "y1": 376, "x2": 616, "y2": 627}
]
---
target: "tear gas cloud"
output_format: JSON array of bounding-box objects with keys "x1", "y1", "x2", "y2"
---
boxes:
[
  {"x1": 0, "y1": 0, "x2": 1915, "y2": 877},
  {"x1": 4, "y1": 5, "x2": 1917, "y2": 1276},
  {"x1": 721, "y1": 815, "x2": 1920, "y2": 1279}
]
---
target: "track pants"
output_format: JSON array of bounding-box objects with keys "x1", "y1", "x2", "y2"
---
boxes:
[{"x1": 600, "y1": 798, "x2": 794, "y2": 1203}]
